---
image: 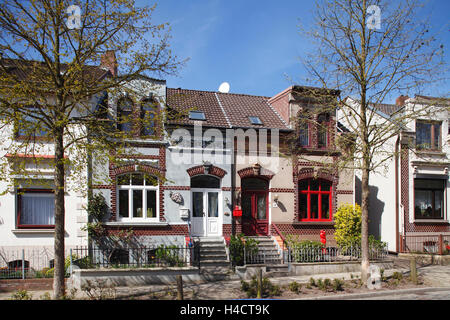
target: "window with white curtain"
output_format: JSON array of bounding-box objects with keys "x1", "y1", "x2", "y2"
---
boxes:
[{"x1": 18, "y1": 190, "x2": 55, "y2": 228}]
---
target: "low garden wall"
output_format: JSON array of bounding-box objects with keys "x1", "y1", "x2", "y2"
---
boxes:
[
  {"x1": 236, "y1": 260, "x2": 394, "y2": 280},
  {"x1": 290, "y1": 260, "x2": 394, "y2": 276},
  {"x1": 398, "y1": 253, "x2": 450, "y2": 265},
  {"x1": 68, "y1": 266, "x2": 204, "y2": 291}
]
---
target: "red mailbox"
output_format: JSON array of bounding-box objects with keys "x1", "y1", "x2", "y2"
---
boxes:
[{"x1": 233, "y1": 206, "x2": 242, "y2": 217}]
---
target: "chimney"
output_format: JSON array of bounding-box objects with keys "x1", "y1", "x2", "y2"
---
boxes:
[
  {"x1": 101, "y1": 50, "x2": 118, "y2": 77},
  {"x1": 395, "y1": 95, "x2": 409, "y2": 106}
]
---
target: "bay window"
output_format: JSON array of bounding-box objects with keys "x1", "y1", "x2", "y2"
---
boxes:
[{"x1": 117, "y1": 173, "x2": 159, "y2": 221}]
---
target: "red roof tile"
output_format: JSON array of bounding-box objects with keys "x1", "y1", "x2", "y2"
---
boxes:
[{"x1": 166, "y1": 88, "x2": 290, "y2": 130}]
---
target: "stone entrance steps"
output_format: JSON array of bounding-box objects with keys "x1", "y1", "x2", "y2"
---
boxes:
[
  {"x1": 245, "y1": 236, "x2": 283, "y2": 265},
  {"x1": 194, "y1": 237, "x2": 231, "y2": 270}
]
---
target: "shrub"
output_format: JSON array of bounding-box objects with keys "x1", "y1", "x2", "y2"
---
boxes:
[
  {"x1": 334, "y1": 203, "x2": 362, "y2": 249},
  {"x1": 155, "y1": 244, "x2": 184, "y2": 267},
  {"x1": 288, "y1": 281, "x2": 302, "y2": 293},
  {"x1": 229, "y1": 234, "x2": 259, "y2": 266},
  {"x1": 332, "y1": 278, "x2": 345, "y2": 292},
  {"x1": 240, "y1": 276, "x2": 281, "y2": 298},
  {"x1": 285, "y1": 235, "x2": 325, "y2": 262},
  {"x1": 10, "y1": 289, "x2": 32, "y2": 300}
]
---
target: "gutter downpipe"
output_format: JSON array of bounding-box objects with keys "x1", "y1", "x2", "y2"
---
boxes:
[{"x1": 395, "y1": 135, "x2": 400, "y2": 253}]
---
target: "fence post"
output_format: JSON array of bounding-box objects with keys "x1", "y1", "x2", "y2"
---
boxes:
[
  {"x1": 257, "y1": 268, "x2": 262, "y2": 299},
  {"x1": 439, "y1": 234, "x2": 443, "y2": 255},
  {"x1": 22, "y1": 249, "x2": 25, "y2": 280},
  {"x1": 176, "y1": 275, "x2": 184, "y2": 300},
  {"x1": 410, "y1": 257, "x2": 418, "y2": 285}
]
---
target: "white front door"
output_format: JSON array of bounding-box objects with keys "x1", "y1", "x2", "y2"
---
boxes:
[{"x1": 191, "y1": 189, "x2": 221, "y2": 237}]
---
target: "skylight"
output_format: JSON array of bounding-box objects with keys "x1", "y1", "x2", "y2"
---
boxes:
[
  {"x1": 249, "y1": 116, "x2": 263, "y2": 125},
  {"x1": 189, "y1": 110, "x2": 206, "y2": 121}
]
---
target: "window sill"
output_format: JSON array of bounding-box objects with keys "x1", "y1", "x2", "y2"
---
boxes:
[
  {"x1": 12, "y1": 229, "x2": 55, "y2": 234},
  {"x1": 104, "y1": 221, "x2": 169, "y2": 227},
  {"x1": 415, "y1": 149, "x2": 446, "y2": 156},
  {"x1": 413, "y1": 219, "x2": 449, "y2": 224},
  {"x1": 294, "y1": 221, "x2": 334, "y2": 226}
]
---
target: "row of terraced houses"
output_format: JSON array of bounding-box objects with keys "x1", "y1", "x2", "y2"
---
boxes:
[{"x1": 1, "y1": 52, "x2": 449, "y2": 270}]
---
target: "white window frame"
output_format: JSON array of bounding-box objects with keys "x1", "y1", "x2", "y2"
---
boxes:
[{"x1": 117, "y1": 174, "x2": 159, "y2": 222}]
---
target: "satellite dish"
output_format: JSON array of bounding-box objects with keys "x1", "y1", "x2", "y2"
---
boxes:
[{"x1": 218, "y1": 82, "x2": 230, "y2": 93}]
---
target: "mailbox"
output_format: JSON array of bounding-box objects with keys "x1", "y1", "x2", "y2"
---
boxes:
[{"x1": 233, "y1": 206, "x2": 242, "y2": 217}]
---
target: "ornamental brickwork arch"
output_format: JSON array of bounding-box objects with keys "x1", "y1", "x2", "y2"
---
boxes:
[
  {"x1": 186, "y1": 164, "x2": 227, "y2": 178},
  {"x1": 237, "y1": 165, "x2": 275, "y2": 180}
]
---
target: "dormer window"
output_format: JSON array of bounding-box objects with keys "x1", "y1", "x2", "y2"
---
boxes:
[
  {"x1": 416, "y1": 120, "x2": 441, "y2": 151},
  {"x1": 248, "y1": 116, "x2": 263, "y2": 125},
  {"x1": 189, "y1": 111, "x2": 206, "y2": 121}
]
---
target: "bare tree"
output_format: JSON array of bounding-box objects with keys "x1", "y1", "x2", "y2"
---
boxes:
[
  {"x1": 298, "y1": 0, "x2": 447, "y2": 285},
  {"x1": 0, "y1": 0, "x2": 184, "y2": 298}
]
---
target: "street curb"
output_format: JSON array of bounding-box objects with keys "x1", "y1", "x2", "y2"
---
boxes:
[{"x1": 295, "y1": 286, "x2": 450, "y2": 300}]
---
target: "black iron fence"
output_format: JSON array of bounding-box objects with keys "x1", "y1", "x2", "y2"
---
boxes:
[
  {"x1": 284, "y1": 243, "x2": 388, "y2": 263},
  {"x1": 70, "y1": 244, "x2": 201, "y2": 270}
]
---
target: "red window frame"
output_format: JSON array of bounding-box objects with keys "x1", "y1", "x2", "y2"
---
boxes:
[
  {"x1": 298, "y1": 179, "x2": 332, "y2": 221},
  {"x1": 17, "y1": 189, "x2": 55, "y2": 229}
]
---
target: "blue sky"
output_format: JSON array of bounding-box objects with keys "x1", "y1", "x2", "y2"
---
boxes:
[{"x1": 150, "y1": 0, "x2": 449, "y2": 103}]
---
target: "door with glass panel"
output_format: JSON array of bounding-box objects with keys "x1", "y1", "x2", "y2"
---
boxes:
[
  {"x1": 191, "y1": 189, "x2": 221, "y2": 237},
  {"x1": 242, "y1": 191, "x2": 268, "y2": 236},
  {"x1": 241, "y1": 178, "x2": 269, "y2": 236}
]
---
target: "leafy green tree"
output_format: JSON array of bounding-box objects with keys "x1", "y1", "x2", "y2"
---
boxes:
[{"x1": 0, "y1": 0, "x2": 183, "y2": 299}]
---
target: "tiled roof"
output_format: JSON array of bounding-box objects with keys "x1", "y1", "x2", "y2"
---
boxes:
[
  {"x1": 370, "y1": 103, "x2": 403, "y2": 116},
  {"x1": 166, "y1": 88, "x2": 290, "y2": 130},
  {"x1": 166, "y1": 88, "x2": 230, "y2": 128},
  {"x1": 0, "y1": 58, "x2": 111, "y2": 83}
]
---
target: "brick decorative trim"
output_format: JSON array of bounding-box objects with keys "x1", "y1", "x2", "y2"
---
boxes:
[
  {"x1": 105, "y1": 224, "x2": 189, "y2": 236},
  {"x1": 163, "y1": 186, "x2": 190, "y2": 191},
  {"x1": 186, "y1": 165, "x2": 227, "y2": 178},
  {"x1": 269, "y1": 188, "x2": 295, "y2": 193},
  {"x1": 336, "y1": 190, "x2": 353, "y2": 195},
  {"x1": 237, "y1": 166, "x2": 275, "y2": 180}
]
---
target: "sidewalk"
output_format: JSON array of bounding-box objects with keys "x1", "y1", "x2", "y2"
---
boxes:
[{"x1": 1, "y1": 263, "x2": 449, "y2": 300}]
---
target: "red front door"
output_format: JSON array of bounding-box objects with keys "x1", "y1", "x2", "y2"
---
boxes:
[{"x1": 242, "y1": 191, "x2": 268, "y2": 236}]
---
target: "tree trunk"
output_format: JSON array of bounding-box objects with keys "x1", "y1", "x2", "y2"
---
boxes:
[
  {"x1": 360, "y1": 165, "x2": 370, "y2": 286},
  {"x1": 53, "y1": 126, "x2": 66, "y2": 299}
]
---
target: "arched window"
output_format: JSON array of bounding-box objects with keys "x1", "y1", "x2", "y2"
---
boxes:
[
  {"x1": 190, "y1": 175, "x2": 220, "y2": 188},
  {"x1": 117, "y1": 173, "x2": 159, "y2": 221},
  {"x1": 298, "y1": 178, "x2": 332, "y2": 221},
  {"x1": 241, "y1": 177, "x2": 269, "y2": 190},
  {"x1": 117, "y1": 97, "x2": 133, "y2": 132},
  {"x1": 141, "y1": 99, "x2": 160, "y2": 137}
]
